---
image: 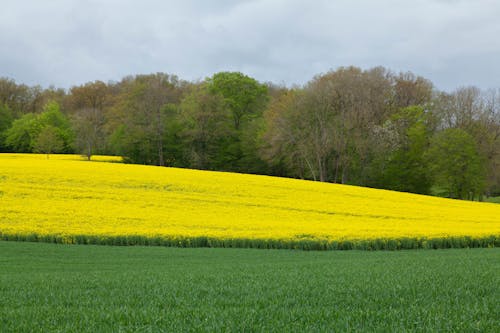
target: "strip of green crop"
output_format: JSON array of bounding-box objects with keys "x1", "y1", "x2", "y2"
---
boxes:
[
  {"x1": 0, "y1": 232, "x2": 498, "y2": 250},
  {"x1": 1, "y1": 242, "x2": 499, "y2": 332}
]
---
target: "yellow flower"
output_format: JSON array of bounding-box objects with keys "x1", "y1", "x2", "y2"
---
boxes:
[{"x1": 0, "y1": 153, "x2": 498, "y2": 249}]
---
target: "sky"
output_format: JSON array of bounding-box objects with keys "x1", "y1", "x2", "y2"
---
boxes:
[{"x1": 1, "y1": 0, "x2": 499, "y2": 91}]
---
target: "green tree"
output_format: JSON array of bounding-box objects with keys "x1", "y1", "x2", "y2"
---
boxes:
[
  {"x1": 179, "y1": 84, "x2": 232, "y2": 170},
  {"x1": 207, "y1": 72, "x2": 268, "y2": 131},
  {"x1": 4, "y1": 101, "x2": 73, "y2": 153},
  {"x1": 206, "y1": 72, "x2": 269, "y2": 171},
  {"x1": 38, "y1": 101, "x2": 73, "y2": 152},
  {"x1": 0, "y1": 103, "x2": 13, "y2": 151},
  {"x1": 33, "y1": 126, "x2": 64, "y2": 158},
  {"x1": 5, "y1": 113, "x2": 41, "y2": 152},
  {"x1": 375, "y1": 106, "x2": 433, "y2": 194},
  {"x1": 426, "y1": 128, "x2": 484, "y2": 200}
]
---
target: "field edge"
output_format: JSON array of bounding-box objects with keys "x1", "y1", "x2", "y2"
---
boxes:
[{"x1": 1, "y1": 232, "x2": 498, "y2": 250}]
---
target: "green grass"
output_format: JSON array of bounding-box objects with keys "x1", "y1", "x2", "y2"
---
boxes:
[{"x1": 0, "y1": 242, "x2": 498, "y2": 332}]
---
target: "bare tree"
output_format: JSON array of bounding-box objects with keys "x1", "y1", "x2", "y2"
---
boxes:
[{"x1": 70, "y1": 81, "x2": 108, "y2": 160}]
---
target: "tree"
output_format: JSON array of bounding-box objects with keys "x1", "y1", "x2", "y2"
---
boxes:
[
  {"x1": 72, "y1": 109, "x2": 103, "y2": 160},
  {"x1": 0, "y1": 103, "x2": 13, "y2": 151},
  {"x1": 0, "y1": 77, "x2": 31, "y2": 116},
  {"x1": 432, "y1": 87, "x2": 500, "y2": 196},
  {"x1": 426, "y1": 128, "x2": 484, "y2": 200},
  {"x1": 204, "y1": 72, "x2": 269, "y2": 171},
  {"x1": 373, "y1": 106, "x2": 432, "y2": 194},
  {"x1": 179, "y1": 84, "x2": 232, "y2": 169},
  {"x1": 393, "y1": 72, "x2": 433, "y2": 109},
  {"x1": 33, "y1": 126, "x2": 64, "y2": 158},
  {"x1": 37, "y1": 101, "x2": 73, "y2": 152},
  {"x1": 207, "y1": 72, "x2": 268, "y2": 131},
  {"x1": 70, "y1": 81, "x2": 108, "y2": 160},
  {"x1": 262, "y1": 66, "x2": 395, "y2": 183},
  {"x1": 5, "y1": 113, "x2": 40, "y2": 152},
  {"x1": 261, "y1": 90, "x2": 308, "y2": 178},
  {"x1": 480, "y1": 89, "x2": 500, "y2": 195},
  {"x1": 109, "y1": 73, "x2": 184, "y2": 165},
  {"x1": 262, "y1": 88, "x2": 332, "y2": 181},
  {"x1": 4, "y1": 101, "x2": 72, "y2": 153}
]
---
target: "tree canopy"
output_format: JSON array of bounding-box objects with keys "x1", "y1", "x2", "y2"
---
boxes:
[{"x1": 0, "y1": 68, "x2": 498, "y2": 201}]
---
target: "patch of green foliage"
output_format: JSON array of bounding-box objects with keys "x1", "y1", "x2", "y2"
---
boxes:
[
  {"x1": 485, "y1": 196, "x2": 500, "y2": 204},
  {"x1": 0, "y1": 242, "x2": 498, "y2": 332},
  {"x1": 4, "y1": 101, "x2": 73, "y2": 153}
]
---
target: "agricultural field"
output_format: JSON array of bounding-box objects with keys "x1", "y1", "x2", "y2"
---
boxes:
[
  {"x1": 0, "y1": 153, "x2": 499, "y2": 250},
  {"x1": 1, "y1": 154, "x2": 499, "y2": 331},
  {"x1": 0, "y1": 241, "x2": 498, "y2": 332}
]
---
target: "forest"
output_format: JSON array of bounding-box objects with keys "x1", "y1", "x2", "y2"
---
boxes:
[{"x1": 0, "y1": 66, "x2": 498, "y2": 200}]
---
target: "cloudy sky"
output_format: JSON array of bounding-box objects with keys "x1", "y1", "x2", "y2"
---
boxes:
[{"x1": 1, "y1": 0, "x2": 499, "y2": 91}]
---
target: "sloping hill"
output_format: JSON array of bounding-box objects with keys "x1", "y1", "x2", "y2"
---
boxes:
[{"x1": 0, "y1": 154, "x2": 498, "y2": 249}]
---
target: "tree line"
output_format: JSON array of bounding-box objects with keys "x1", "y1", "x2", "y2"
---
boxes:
[{"x1": 0, "y1": 67, "x2": 498, "y2": 200}]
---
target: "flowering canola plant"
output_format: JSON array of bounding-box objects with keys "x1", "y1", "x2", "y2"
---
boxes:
[{"x1": 0, "y1": 154, "x2": 498, "y2": 250}]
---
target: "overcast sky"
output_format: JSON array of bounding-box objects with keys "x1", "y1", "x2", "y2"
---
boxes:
[{"x1": 1, "y1": 0, "x2": 499, "y2": 91}]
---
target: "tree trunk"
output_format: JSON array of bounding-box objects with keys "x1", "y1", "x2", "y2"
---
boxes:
[
  {"x1": 334, "y1": 156, "x2": 340, "y2": 183},
  {"x1": 304, "y1": 157, "x2": 316, "y2": 181},
  {"x1": 341, "y1": 161, "x2": 348, "y2": 184},
  {"x1": 87, "y1": 141, "x2": 92, "y2": 161}
]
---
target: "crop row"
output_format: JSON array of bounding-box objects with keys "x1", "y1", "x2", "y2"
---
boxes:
[{"x1": 1, "y1": 232, "x2": 498, "y2": 250}]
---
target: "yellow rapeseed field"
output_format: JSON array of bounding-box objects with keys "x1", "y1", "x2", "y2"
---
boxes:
[{"x1": 0, "y1": 153, "x2": 499, "y2": 249}]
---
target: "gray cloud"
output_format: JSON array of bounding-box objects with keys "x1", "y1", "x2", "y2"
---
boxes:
[{"x1": 1, "y1": 0, "x2": 499, "y2": 91}]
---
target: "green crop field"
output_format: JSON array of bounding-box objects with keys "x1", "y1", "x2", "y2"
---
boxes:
[{"x1": 0, "y1": 241, "x2": 498, "y2": 332}]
